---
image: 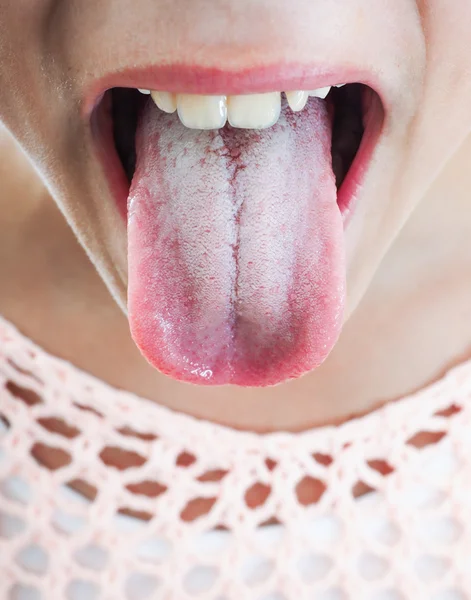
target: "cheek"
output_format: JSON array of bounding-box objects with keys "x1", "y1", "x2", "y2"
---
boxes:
[
  {"x1": 0, "y1": 5, "x2": 40, "y2": 126},
  {"x1": 345, "y1": 1, "x2": 471, "y2": 317},
  {"x1": 409, "y1": 0, "x2": 471, "y2": 180}
]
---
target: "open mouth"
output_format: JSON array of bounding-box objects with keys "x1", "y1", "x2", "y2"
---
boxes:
[{"x1": 91, "y1": 75, "x2": 384, "y2": 387}]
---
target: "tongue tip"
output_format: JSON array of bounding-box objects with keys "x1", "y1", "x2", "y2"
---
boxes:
[
  {"x1": 130, "y1": 302, "x2": 345, "y2": 388},
  {"x1": 132, "y1": 344, "x2": 341, "y2": 387}
]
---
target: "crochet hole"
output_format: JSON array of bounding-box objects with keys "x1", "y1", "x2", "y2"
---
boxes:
[
  {"x1": 407, "y1": 431, "x2": 446, "y2": 449},
  {"x1": 118, "y1": 507, "x2": 152, "y2": 522},
  {"x1": 197, "y1": 469, "x2": 228, "y2": 483},
  {"x1": 126, "y1": 480, "x2": 168, "y2": 498},
  {"x1": 15, "y1": 544, "x2": 49, "y2": 575},
  {"x1": 190, "y1": 527, "x2": 231, "y2": 557},
  {"x1": 117, "y1": 426, "x2": 158, "y2": 442},
  {"x1": 265, "y1": 458, "x2": 278, "y2": 471},
  {"x1": 357, "y1": 552, "x2": 390, "y2": 581},
  {"x1": 183, "y1": 565, "x2": 219, "y2": 595},
  {"x1": 313, "y1": 452, "x2": 334, "y2": 467},
  {"x1": 370, "y1": 590, "x2": 406, "y2": 600},
  {"x1": 259, "y1": 516, "x2": 282, "y2": 527},
  {"x1": 352, "y1": 480, "x2": 376, "y2": 498},
  {"x1": 136, "y1": 536, "x2": 173, "y2": 563},
  {"x1": 367, "y1": 459, "x2": 395, "y2": 477},
  {"x1": 0, "y1": 512, "x2": 26, "y2": 539},
  {"x1": 245, "y1": 482, "x2": 272, "y2": 509},
  {"x1": 6, "y1": 381, "x2": 42, "y2": 406},
  {"x1": 180, "y1": 497, "x2": 217, "y2": 522},
  {"x1": 67, "y1": 478, "x2": 98, "y2": 501},
  {"x1": 72, "y1": 402, "x2": 104, "y2": 419},
  {"x1": 6, "y1": 358, "x2": 42, "y2": 383},
  {"x1": 295, "y1": 476, "x2": 327, "y2": 506},
  {"x1": 297, "y1": 553, "x2": 333, "y2": 583},
  {"x1": 308, "y1": 515, "x2": 345, "y2": 545},
  {"x1": 415, "y1": 555, "x2": 450, "y2": 582},
  {"x1": 125, "y1": 573, "x2": 161, "y2": 599},
  {"x1": 176, "y1": 451, "x2": 197, "y2": 467},
  {"x1": 66, "y1": 580, "x2": 100, "y2": 600},
  {"x1": 434, "y1": 404, "x2": 462, "y2": 418},
  {"x1": 417, "y1": 517, "x2": 462, "y2": 544},
  {"x1": 362, "y1": 516, "x2": 401, "y2": 546},
  {"x1": 431, "y1": 590, "x2": 467, "y2": 600},
  {"x1": 0, "y1": 476, "x2": 31, "y2": 505},
  {"x1": 8, "y1": 584, "x2": 42, "y2": 600},
  {"x1": 316, "y1": 588, "x2": 348, "y2": 600},
  {"x1": 241, "y1": 556, "x2": 275, "y2": 586},
  {"x1": 74, "y1": 544, "x2": 109, "y2": 571},
  {"x1": 99, "y1": 446, "x2": 147, "y2": 470},
  {"x1": 51, "y1": 508, "x2": 87, "y2": 535},
  {"x1": 36, "y1": 417, "x2": 80, "y2": 439},
  {"x1": 31, "y1": 442, "x2": 72, "y2": 470}
]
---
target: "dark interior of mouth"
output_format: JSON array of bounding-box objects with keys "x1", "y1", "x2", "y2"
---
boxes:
[{"x1": 110, "y1": 84, "x2": 367, "y2": 193}]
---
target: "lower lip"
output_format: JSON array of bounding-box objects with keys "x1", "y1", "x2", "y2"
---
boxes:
[{"x1": 90, "y1": 83, "x2": 385, "y2": 229}]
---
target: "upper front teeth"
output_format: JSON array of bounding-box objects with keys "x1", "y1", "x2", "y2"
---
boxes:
[
  {"x1": 285, "y1": 91, "x2": 309, "y2": 112},
  {"x1": 139, "y1": 85, "x2": 345, "y2": 130},
  {"x1": 228, "y1": 92, "x2": 281, "y2": 129},
  {"x1": 177, "y1": 94, "x2": 227, "y2": 130},
  {"x1": 150, "y1": 91, "x2": 177, "y2": 114},
  {"x1": 308, "y1": 87, "x2": 332, "y2": 100}
]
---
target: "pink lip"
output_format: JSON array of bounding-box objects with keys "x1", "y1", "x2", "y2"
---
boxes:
[{"x1": 89, "y1": 63, "x2": 385, "y2": 227}]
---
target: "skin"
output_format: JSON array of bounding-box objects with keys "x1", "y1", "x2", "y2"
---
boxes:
[{"x1": 1, "y1": 0, "x2": 471, "y2": 434}]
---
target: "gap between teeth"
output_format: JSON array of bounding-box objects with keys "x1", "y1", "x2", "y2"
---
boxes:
[{"x1": 138, "y1": 86, "x2": 346, "y2": 130}]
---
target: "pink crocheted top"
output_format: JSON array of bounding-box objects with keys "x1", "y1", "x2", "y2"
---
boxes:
[{"x1": 0, "y1": 313, "x2": 470, "y2": 600}]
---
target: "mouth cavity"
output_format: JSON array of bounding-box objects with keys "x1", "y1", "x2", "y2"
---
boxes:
[
  {"x1": 110, "y1": 83, "x2": 371, "y2": 195},
  {"x1": 92, "y1": 80, "x2": 383, "y2": 387}
]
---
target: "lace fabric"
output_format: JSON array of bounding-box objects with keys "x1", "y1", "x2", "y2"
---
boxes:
[{"x1": 0, "y1": 313, "x2": 470, "y2": 600}]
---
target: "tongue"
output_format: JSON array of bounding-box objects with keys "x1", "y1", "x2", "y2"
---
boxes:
[{"x1": 127, "y1": 98, "x2": 345, "y2": 387}]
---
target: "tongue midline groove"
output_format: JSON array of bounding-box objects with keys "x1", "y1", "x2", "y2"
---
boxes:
[{"x1": 111, "y1": 83, "x2": 367, "y2": 192}]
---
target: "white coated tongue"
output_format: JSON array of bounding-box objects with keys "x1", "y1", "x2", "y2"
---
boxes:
[{"x1": 127, "y1": 98, "x2": 345, "y2": 387}]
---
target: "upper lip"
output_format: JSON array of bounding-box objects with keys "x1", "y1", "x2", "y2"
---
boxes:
[
  {"x1": 90, "y1": 68, "x2": 385, "y2": 230},
  {"x1": 83, "y1": 62, "x2": 387, "y2": 118}
]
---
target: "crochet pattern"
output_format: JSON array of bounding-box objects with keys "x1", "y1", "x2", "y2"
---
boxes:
[{"x1": 0, "y1": 315, "x2": 470, "y2": 600}]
